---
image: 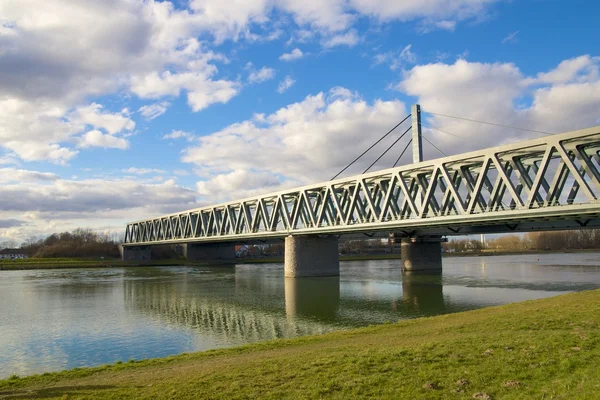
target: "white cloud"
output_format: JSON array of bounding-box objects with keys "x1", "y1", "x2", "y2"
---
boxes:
[
  {"x1": 279, "y1": 48, "x2": 304, "y2": 62},
  {"x1": 501, "y1": 30, "x2": 520, "y2": 44},
  {"x1": 350, "y1": 0, "x2": 498, "y2": 28},
  {"x1": 277, "y1": 76, "x2": 296, "y2": 93},
  {"x1": 78, "y1": 130, "x2": 129, "y2": 150},
  {"x1": 130, "y1": 69, "x2": 240, "y2": 112},
  {"x1": 322, "y1": 30, "x2": 360, "y2": 48},
  {"x1": 123, "y1": 167, "x2": 165, "y2": 175},
  {"x1": 0, "y1": 0, "x2": 240, "y2": 162},
  {"x1": 397, "y1": 55, "x2": 600, "y2": 156},
  {"x1": 278, "y1": 0, "x2": 355, "y2": 32},
  {"x1": 0, "y1": 168, "x2": 59, "y2": 183},
  {"x1": 248, "y1": 66, "x2": 276, "y2": 84},
  {"x1": 197, "y1": 169, "x2": 283, "y2": 202},
  {"x1": 0, "y1": 176, "x2": 197, "y2": 242},
  {"x1": 182, "y1": 87, "x2": 407, "y2": 202},
  {"x1": 535, "y1": 55, "x2": 599, "y2": 84},
  {"x1": 0, "y1": 0, "x2": 503, "y2": 163},
  {"x1": 374, "y1": 44, "x2": 416, "y2": 70},
  {"x1": 71, "y1": 103, "x2": 135, "y2": 134},
  {"x1": 139, "y1": 101, "x2": 170, "y2": 120},
  {"x1": 163, "y1": 130, "x2": 195, "y2": 141}
]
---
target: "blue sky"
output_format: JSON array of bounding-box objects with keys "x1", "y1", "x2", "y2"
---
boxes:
[{"x1": 1, "y1": 0, "x2": 599, "y2": 243}]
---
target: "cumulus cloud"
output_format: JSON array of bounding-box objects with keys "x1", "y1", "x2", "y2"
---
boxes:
[
  {"x1": 277, "y1": 76, "x2": 296, "y2": 93},
  {"x1": 0, "y1": 176, "x2": 198, "y2": 242},
  {"x1": 163, "y1": 130, "x2": 195, "y2": 141},
  {"x1": 139, "y1": 101, "x2": 170, "y2": 120},
  {"x1": 248, "y1": 66, "x2": 276, "y2": 84},
  {"x1": 279, "y1": 48, "x2": 304, "y2": 61},
  {"x1": 77, "y1": 130, "x2": 129, "y2": 150},
  {"x1": 0, "y1": 168, "x2": 59, "y2": 183},
  {"x1": 322, "y1": 30, "x2": 360, "y2": 48},
  {"x1": 197, "y1": 169, "x2": 283, "y2": 202},
  {"x1": 123, "y1": 167, "x2": 165, "y2": 175},
  {"x1": 183, "y1": 87, "x2": 407, "y2": 202},
  {"x1": 397, "y1": 55, "x2": 600, "y2": 156},
  {"x1": 535, "y1": 55, "x2": 599, "y2": 84},
  {"x1": 0, "y1": 0, "x2": 503, "y2": 164},
  {"x1": 0, "y1": 0, "x2": 238, "y2": 162}
]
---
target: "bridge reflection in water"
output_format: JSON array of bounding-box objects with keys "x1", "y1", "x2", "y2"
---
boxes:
[
  {"x1": 285, "y1": 277, "x2": 340, "y2": 320},
  {"x1": 122, "y1": 266, "x2": 459, "y2": 349}
]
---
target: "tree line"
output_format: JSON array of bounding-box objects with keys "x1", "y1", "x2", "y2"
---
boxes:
[
  {"x1": 443, "y1": 229, "x2": 600, "y2": 253},
  {"x1": 20, "y1": 229, "x2": 121, "y2": 258}
]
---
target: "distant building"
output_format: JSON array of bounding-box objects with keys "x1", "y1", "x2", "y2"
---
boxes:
[
  {"x1": 235, "y1": 245, "x2": 248, "y2": 257},
  {"x1": 0, "y1": 248, "x2": 28, "y2": 259}
]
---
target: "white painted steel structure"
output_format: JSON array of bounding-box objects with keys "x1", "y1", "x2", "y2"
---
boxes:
[{"x1": 123, "y1": 125, "x2": 600, "y2": 246}]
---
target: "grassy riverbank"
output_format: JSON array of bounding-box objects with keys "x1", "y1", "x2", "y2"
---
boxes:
[{"x1": 1, "y1": 290, "x2": 599, "y2": 399}]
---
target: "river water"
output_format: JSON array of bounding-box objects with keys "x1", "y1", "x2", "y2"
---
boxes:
[{"x1": 1, "y1": 253, "x2": 600, "y2": 378}]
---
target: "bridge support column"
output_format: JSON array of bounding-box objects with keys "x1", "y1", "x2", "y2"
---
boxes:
[
  {"x1": 183, "y1": 243, "x2": 235, "y2": 263},
  {"x1": 401, "y1": 237, "x2": 443, "y2": 273},
  {"x1": 120, "y1": 245, "x2": 151, "y2": 261},
  {"x1": 284, "y1": 235, "x2": 339, "y2": 278}
]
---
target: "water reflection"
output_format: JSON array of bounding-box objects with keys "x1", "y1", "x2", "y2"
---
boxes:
[
  {"x1": 123, "y1": 268, "x2": 332, "y2": 349},
  {"x1": 401, "y1": 273, "x2": 445, "y2": 316},
  {"x1": 285, "y1": 277, "x2": 340, "y2": 320}
]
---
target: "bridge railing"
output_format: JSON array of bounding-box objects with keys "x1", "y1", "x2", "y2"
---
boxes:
[{"x1": 124, "y1": 126, "x2": 600, "y2": 244}]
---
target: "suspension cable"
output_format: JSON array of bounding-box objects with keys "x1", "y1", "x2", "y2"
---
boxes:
[
  {"x1": 363, "y1": 126, "x2": 411, "y2": 174},
  {"x1": 422, "y1": 110, "x2": 554, "y2": 136},
  {"x1": 330, "y1": 114, "x2": 411, "y2": 180},
  {"x1": 393, "y1": 138, "x2": 413, "y2": 167}
]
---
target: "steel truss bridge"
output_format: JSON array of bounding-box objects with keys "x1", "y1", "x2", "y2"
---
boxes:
[{"x1": 123, "y1": 125, "x2": 600, "y2": 246}]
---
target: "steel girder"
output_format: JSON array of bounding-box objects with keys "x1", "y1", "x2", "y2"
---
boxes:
[{"x1": 123, "y1": 125, "x2": 600, "y2": 246}]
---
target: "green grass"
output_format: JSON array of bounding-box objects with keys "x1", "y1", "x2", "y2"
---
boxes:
[{"x1": 1, "y1": 290, "x2": 599, "y2": 399}]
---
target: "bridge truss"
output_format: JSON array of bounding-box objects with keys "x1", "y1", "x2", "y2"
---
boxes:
[{"x1": 124, "y1": 126, "x2": 600, "y2": 245}]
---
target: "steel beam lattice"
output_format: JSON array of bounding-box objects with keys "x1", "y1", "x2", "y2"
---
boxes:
[{"x1": 124, "y1": 126, "x2": 600, "y2": 245}]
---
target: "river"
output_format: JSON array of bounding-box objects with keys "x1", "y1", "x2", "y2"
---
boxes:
[{"x1": 1, "y1": 252, "x2": 600, "y2": 378}]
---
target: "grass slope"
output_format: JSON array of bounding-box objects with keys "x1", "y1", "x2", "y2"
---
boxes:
[{"x1": 1, "y1": 290, "x2": 599, "y2": 399}]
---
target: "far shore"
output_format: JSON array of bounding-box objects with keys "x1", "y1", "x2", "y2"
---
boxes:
[{"x1": 2, "y1": 248, "x2": 600, "y2": 270}]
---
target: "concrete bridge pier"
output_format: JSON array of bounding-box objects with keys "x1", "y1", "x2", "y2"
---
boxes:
[
  {"x1": 284, "y1": 235, "x2": 339, "y2": 278},
  {"x1": 120, "y1": 245, "x2": 151, "y2": 261},
  {"x1": 183, "y1": 243, "x2": 236, "y2": 263},
  {"x1": 401, "y1": 237, "x2": 443, "y2": 273}
]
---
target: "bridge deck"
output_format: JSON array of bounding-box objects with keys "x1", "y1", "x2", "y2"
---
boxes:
[{"x1": 124, "y1": 125, "x2": 600, "y2": 246}]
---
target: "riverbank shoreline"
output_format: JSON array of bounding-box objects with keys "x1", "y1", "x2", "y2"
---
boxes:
[
  {"x1": 3, "y1": 249, "x2": 599, "y2": 270},
  {"x1": 1, "y1": 289, "x2": 598, "y2": 399}
]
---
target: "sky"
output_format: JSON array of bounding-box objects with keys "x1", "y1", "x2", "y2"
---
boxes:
[{"x1": 1, "y1": 0, "x2": 599, "y2": 245}]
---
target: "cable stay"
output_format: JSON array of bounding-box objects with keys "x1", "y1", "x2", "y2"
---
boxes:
[
  {"x1": 330, "y1": 113, "x2": 411, "y2": 180},
  {"x1": 422, "y1": 134, "x2": 448, "y2": 157},
  {"x1": 363, "y1": 126, "x2": 411, "y2": 174},
  {"x1": 422, "y1": 110, "x2": 555, "y2": 136},
  {"x1": 420, "y1": 122, "x2": 467, "y2": 140},
  {"x1": 392, "y1": 138, "x2": 412, "y2": 167}
]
